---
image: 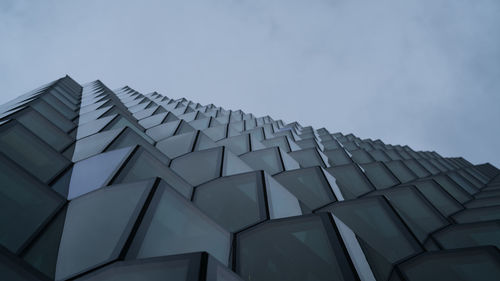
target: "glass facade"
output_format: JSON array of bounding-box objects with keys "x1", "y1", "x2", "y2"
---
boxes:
[{"x1": 1, "y1": 76, "x2": 499, "y2": 280}]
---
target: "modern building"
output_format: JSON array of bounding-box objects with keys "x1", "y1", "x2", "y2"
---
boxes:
[{"x1": 1, "y1": 75, "x2": 500, "y2": 281}]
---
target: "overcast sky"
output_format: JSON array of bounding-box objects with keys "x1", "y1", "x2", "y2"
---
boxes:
[{"x1": 1, "y1": 0, "x2": 499, "y2": 166}]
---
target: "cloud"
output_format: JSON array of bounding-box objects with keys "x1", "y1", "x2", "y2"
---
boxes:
[{"x1": 1, "y1": 0, "x2": 499, "y2": 166}]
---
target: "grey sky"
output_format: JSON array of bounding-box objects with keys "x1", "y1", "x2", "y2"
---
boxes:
[{"x1": 1, "y1": 0, "x2": 499, "y2": 166}]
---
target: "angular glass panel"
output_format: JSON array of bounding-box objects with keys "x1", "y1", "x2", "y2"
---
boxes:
[
  {"x1": 42, "y1": 94, "x2": 77, "y2": 120},
  {"x1": 55, "y1": 181, "x2": 153, "y2": 280},
  {"x1": 138, "y1": 112, "x2": 168, "y2": 129},
  {"x1": 104, "y1": 116, "x2": 154, "y2": 144},
  {"x1": 127, "y1": 182, "x2": 231, "y2": 265},
  {"x1": 447, "y1": 172, "x2": 478, "y2": 194},
  {"x1": 133, "y1": 107, "x2": 157, "y2": 120},
  {"x1": 0, "y1": 122, "x2": 70, "y2": 183},
  {"x1": 323, "y1": 149, "x2": 352, "y2": 166},
  {"x1": 193, "y1": 131, "x2": 218, "y2": 151},
  {"x1": 236, "y1": 214, "x2": 357, "y2": 281},
  {"x1": 175, "y1": 120, "x2": 196, "y2": 135},
  {"x1": 274, "y1": 166, "x2": 336, "y2": 210},
  {"x1": 457, "y1": 169, "x2": 484, "y2": 188},
  {"x1": 0, "y1": 247, "x2": 49, "y2": 281},
  {"x1": 261, "y1": 136, "x2": 291, "y2": 152},
  {"x1": 384, "y1": 161, "x2": 417, "y2": 183},
  {"x1": 350, "y1": 149, "x2": 375, "y2": 164},
  {"x1": 72, "y1": 128, "x2": 123, "y2": 162},
  {"x1": 170, "y1": 147, "x2": 223, "y2": 186},
  {"x1": 75, "y1": 254, "x2": 200, "y2": 281},
  {"x1": 189, "y1": 117, "x2": 211, "y2": 130},
  {"x1": 203, "y1": 125, "x2": 227, "y2": 141},
  {"x1": 288, "y1": 148, "x2": 326, "y2": 168},
  {"x1": 106, "y1": 128, "x2": 169, "y2": 164},
  {"x1": 32, "y1": 100, "x2": 75, "y2": 133},
  {"x1": 0, "y1": 155, "x2": 64, "y2": 253},
  {"x1": 206, "y1": 254, "x2": 245, "y2": 281},
  {"x1": 466, "y1": 196, "x2": 500, "y2": 208},
  {"x1": 361, "y1": 162, "x2": 399, "y2": 190},
  {"x1": 23, "y1": 208, "x2": 67, "y2": 279},
  {"x1": 113, "y1": 148, "x2": 192, "y2": 199},
  {"x1": 241, "y1": 148, "x2": 283, "y2": 175},
  {"x1": 193, "y1": 171, "x2": 265, "y2": 232},
  {"x1": 412, "y1": 180, "x2": 463, "y2": 217},
  {"x1": 403, "y1": 159, "x2": 431, "y2": 178},
  {"x1": 326, "y1": 164, "x2": 374, "y2": 199},
  {"x1": 155, "y1": 131, "x2": 196, "y2": 159},
  {"x1": 217, "y1": 135, "x2": 249, "y2": 156},
  {"x1": 416, "y1": 158, "x2": 440, "y2": 175},
  {"x1": 399, "y1": 247, "x2": 500, "y2": 281},
  {"x1": 17, "y1": 109, "x2": 73, "y2": 152},
  {"x1": 76, "y1": 115, "x2": 115, "y2": 140},
  {"x1": 432, "y1": 175, "x2": 472, "y2": 203},
  {"x1": 146, "y1": 120, "x2": 180, "y2": 142},
  {"x1": 452, "y1": 206, "x2": 500, "y2": 223},
  {"x1": 319, "y1": 197, "x2": 422, "y2": 280},
  {"x1": 68, "y1": 147, "x2": 133, "y2": 200},
  {"x1": 322, "y1": 139, "x2": 341, "y2": 150},
  {"x1": 222, "y1": 148, "x2": 254, "y2": 176},
  {"x1": 265, "y1": 174, "x2": 302, "y2": 219},
  {"x1": 433, "y1": 221, "x2": 500, "y2": 250},
  {"x1": 371, "y1": 187, "x2": 449, "y2": 243},
  {"x1": 78, "y1": 107, "x2": 111, "y2": 125}
]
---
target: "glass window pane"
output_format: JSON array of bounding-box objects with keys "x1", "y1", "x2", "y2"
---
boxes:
[
  {"x1": 412, "y1": 180, "x2": 463, "y2": 217},
  {"x1": 452, "y1": 206, "x2": 500, "y2": 223},
  {"x1": 217, "y1": 135, "x2": 250, "y2": 156},
  {"x1": 170, "y1": 147, "x2": 223, "y2": 186},
  {"x1": 403, "y1": 159, "x2": 431, "y2": 178},
  {"x1": 55, "y1": 181, "x2": 153, "y2": 280},
  {"x1": 0, "y1": 155, "x2": 64, "y2": 253},
  {"x1": 138, "y1": 112, "x2": 167, "y2": 129},
  {"x1": 261, "y1": 136, "x2": 292, "y2": 152},
  {"x1": 399, "y1": 247, "x2": 500, "y2": 281},
  {"x1": 433, "y1": 221, "x2": 500, "y2": 250},
  {"x1": 72, "y1": 128, "x2": 123, "y2": 162},
  {"x1": 76, "y1": 115, "x2": 116, "y2": 140},
  {"x1": 106, "y1": 128, "x2": 169, "y2": 164},
  {"x1": 17, "y1": 109, "x2": 73, "y2": 151},
  {"x1": 0, "y1": 122, "x2": 70, "y2": 183},
  {"x1": 113, "y1": 148, "x2": 192, "y2": 199},
  {"x1": 325, "y1": 164, "x2": 374, "y2": 199},
  {"x1": 146, "y1": 120, "x2": 180, "y2": 142},
  {"x1": 361, "y1": 162, "x2": 400, "y2": 190},
  {"x1": 241, "y1": 148, "x2": 283, "y2": 175},
  {"x1": 68, "y1": 147, "x2": 133, "y2": 200},
  {"x1": 155, "y1": 132, "x2": 196, "y2": 159},
  {"x1": 222, "y1": 148, "x2": 254, "y2": 177},
  {"x1": 288, "y1": 149, "x2": 325, "y2": 168},
  {"x1": 320, "y1": 197, "x2": 422, "y2": 280},
  {"x1": 323, "y1": 149, "x2": 352, "y2": 166},
  {"x1": 350, "y1": 149, "x2": 375, "y2": 164},
  {"x1": 75, "y1": 254, "x2": 200, "y2": 281},
  {"x1": 236, "y1": 214, "x2": 357, "y2": 281},
  {"x1": 23, "y1": 208, "x2": 67, "y2": 279},
  {"x1": 384, "y1": 161, "x2": 417, "y2": 183},
  {"x1": 193, "y1": 171, "x2": 265, "y2": 232},
  {"x1": 432, "y1": 175, "x2": 472, "y2": 203},
  {"x1": 127, "y1": 182, "x2": 231, "y2": 265},
  {"x1": 372, "y1": 187, "x2": 449, "y2": 243},
  {"x1": 273, "y1": 166, "x2": 336, "y2": 210},
  {"x1": 32, "y1": 100, "x2": 75, "y2": 133},
  {"x1": 265, "y1": 174, "x2": 302, "y2": 219}
]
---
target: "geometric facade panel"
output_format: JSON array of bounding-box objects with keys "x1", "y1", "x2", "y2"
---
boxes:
[{"x1": 1, "y1": 76, "x2": 500, "y2": 280}]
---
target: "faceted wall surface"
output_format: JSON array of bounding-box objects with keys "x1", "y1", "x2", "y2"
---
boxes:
[{"x1": 1, "y1": 76, "x2": 500, "y2": 281}]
